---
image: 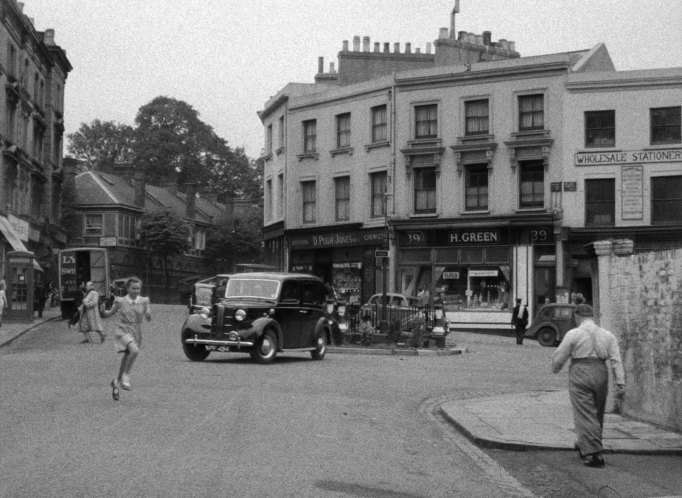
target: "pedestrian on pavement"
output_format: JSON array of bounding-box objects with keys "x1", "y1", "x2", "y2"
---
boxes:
[
  {"x1": 79, "y1": 281, "x2": 105, "y2": 343},
  {"x1": 358, "y1": 312, "x2": 375, "y2": 346},
  {"x1": 551, "y1": 303, "x2": 625, "y2": 468},
  {"x1": 0, "y1": 285, "x2": 7, "y2": 326},
  {"x1": 33, "y1": 281, "x2": 48, "y2": 318},
  {"x1": 417, "y1": 284, "x2": 430, "y2": 307},
  {"x1": 101, "y1": 276, "x2": 152, "y2": 401},
  {"x1": 511, "y1": 298, "x2": 528, "y2": 345}
]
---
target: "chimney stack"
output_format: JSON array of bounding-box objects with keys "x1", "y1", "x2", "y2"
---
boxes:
[
  {"x1": 483, "y1": 31, "x2": 492, "y2": 45},
  {"x1": 185, "y1": 183, "x2": 197, "y2": 219},
  {"x1": 317, "y1": 56, "x2": 324, "y2": 73},
  {"x1": 44, "y1": 28, "x2": 55, "y2": 45},
  {"x1": 133, "y1": 169, "x2": 146, "y2": 208},
  {"x1": 363, "y1": 36, "x2": 370, "y2": 52},
  {"x1": 352, "y1": 36, "x2": 360, "y2": 51}
]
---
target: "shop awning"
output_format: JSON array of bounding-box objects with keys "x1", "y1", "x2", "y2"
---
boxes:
[{"x1": 0, "y1": 216, "x2": 43, "y2": 271}]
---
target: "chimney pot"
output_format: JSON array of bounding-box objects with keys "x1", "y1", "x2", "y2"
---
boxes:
[
  {"x1": 415, "y1": 47, "x2": 421, "y2": 54},
  {"x1": 342, "y1": 40, "x2": 349, "y2": 51},
  {"x1": 405, "y1": 42, "x2": 412, "y2": 53},
  {"x1": 374, "y1": 42, "x2": 380, "y2": 52},
  {"x1": 317, "y1": 56, "x2": 324, "y2": 74},
  {"x1": 509, "y1": 41, "x2": 516, "y2": 52},
  {"x1": 475, "y1": 34, "x2": 483, "y2": 45},
  {"x1": 383, "y1": 42, "x2": 390, "y2": 53},
  {"x1": 439, "y1": 27, "x2": 449, "y2": 39},
  {"x1": 329, "y1": 62, "x2": 335, "y2": 73},
  {"x1": 426, "y1": 42, "x2": 432, "y2": 54},
  {"x1": 499, "y1": 39, "x2": 508, "y2": 51},
  {"x1": 458, "y1": 30, "x2": 466, "y2": 41},
  {"x1": 353, "y1": 36, "x2": 360, "y2": 51},
  {"x1": 393, "y1": 42, "x2": 400, "y2": 53},
  {"x1": 363, "y1": 36, "x2": 370, "y2": 52},
  {"x1": 483, "y1": 31, "x2": 492, "y2": 45}
]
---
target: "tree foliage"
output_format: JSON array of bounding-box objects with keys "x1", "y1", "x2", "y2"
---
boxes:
[
  {"x1": 66, "y1": 119, "x2": 135, "y2": 169},
  {"x1": 66, "y1": 96, "x2": 262, "y2": 205},
  {"x1": 138, "y1": 211, "x2": 190, "y2": 286},
  {"x1": 205, "y1": 207, "x2": 263, "y2": 270}
]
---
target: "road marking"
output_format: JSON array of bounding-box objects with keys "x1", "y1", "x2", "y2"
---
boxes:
[{"x1": 421, "y1": 396, "x2": 536, "y2": 498}]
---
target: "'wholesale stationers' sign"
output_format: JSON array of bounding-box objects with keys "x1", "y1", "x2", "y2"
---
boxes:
[{"x1": 575, "y1": 148, "x2": 681, "y2": 166}]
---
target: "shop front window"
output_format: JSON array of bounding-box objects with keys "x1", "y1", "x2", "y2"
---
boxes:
[{"x1": 433, "y1": 265, "x2": 511, "y2": 311}]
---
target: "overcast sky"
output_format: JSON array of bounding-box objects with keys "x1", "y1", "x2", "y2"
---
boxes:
[{"x1": 26, "y1": 0, "x2": 682, "y2": 159}]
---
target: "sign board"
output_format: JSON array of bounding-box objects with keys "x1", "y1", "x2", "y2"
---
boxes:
[
  {"x1": 622, "y1": 165, "x2": 644, "y2": 220},
  {"x1": 563, "y1": 182, "x2": 577, "y2": 192},
  {"x1": 448, "y1": 229, "x2": 500, "y2": 245},
  {"x1": 99, "y1": 237, "x2": 117, "y2": 247},
  {"x1": 469, "y1": 269, "x2": 499, "y2": 277},
  {"x1": 375, "y1": 250, "x2": 389, "y2": 257},
  {"x1": 551, "y1": 182, "x2": 562, "y2": 192},
  {"x1": 575, "y1": 148, "x2": 682, "y2": 166},
  {"x1": 442, "y1": 271, "x2": 460, "y2": 280}
]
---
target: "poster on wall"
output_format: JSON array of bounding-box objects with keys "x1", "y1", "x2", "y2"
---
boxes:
[{"x1": 622, "y1": 165, "x2": 643, "y2": 220}]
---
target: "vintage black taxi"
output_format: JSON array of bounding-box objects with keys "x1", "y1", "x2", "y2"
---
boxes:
[{"x1": 181, "y1": 272, "x2": 334, "y2": 364}]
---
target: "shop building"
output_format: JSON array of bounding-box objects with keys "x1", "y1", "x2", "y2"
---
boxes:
[
  {"x1": 259, "y1": 4, "x2": 673, "y2": 328},
  {"x1": 560, "y1": 68, "x2": 682, "y2": 309}
]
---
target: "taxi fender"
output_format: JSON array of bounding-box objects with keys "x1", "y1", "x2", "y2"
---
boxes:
[
  {"x1": 314, "y1": 316, "x2": 332, "y2": 343},
  {"x1": 251, "y1": 316, "x2": 283, "y2": 349},
  {"x1": 182, "y1": 312, "x2": 211, "y2": 334}
]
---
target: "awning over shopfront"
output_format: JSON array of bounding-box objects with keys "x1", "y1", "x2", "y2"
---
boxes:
[{"x1": 0, "y1": 216, "x2": 43, "y2": 271}]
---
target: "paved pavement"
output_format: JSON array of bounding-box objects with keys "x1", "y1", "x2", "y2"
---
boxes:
[{"x1": 4, "y1": 312, "x2": 682, "y2": 456}]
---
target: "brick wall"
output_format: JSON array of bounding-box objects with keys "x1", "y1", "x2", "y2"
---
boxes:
[{"x1": 608, "y1": 249, "x2": 682, "y2": 431}]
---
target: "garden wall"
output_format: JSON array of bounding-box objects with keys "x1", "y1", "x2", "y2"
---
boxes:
[{"x1": 606, "y1": 248, "x2": 682, "y2": 431}]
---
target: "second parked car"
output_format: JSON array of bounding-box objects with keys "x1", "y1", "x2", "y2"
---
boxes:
[{"x1": 525, "y1": 303, "x2": 577, "y2": 347}]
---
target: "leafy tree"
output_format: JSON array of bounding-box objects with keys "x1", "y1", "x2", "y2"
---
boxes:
[
  {"x1": 204, "y1": 207, "x2": 263, "y2": 270},
  {"x1": 137, "y1": 211, "x2": 190, "y2": 289},
  {"x1": 66, "y1": 120, "x2": 135, "y2": 169}
]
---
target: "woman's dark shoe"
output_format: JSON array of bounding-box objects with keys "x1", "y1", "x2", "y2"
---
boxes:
[
  {"x1": 582, "y1": 454, "x2": 605, "y2": 467},
  {"x1": 80, "y1": 338, "x2": 90, "y2": 344},
  {"x1": 110, "y1": 379, "x2": 120, "y2": 401}
]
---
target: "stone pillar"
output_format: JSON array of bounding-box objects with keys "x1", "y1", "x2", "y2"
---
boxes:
[{"x1": 592, "y1": 239, "x2": 613, "y2": 331}]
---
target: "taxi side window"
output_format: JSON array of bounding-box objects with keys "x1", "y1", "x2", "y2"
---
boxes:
[{"x1": 280, "y1": 282, "x2": 299, "y2": 303}]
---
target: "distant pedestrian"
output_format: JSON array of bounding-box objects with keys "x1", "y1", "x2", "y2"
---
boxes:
[
  {"x1": 551, "y1": 304, "x2": 625, "y2": 468},
  {"x1": 34, "y1": 282, "x2": 48, "y2": 318},
  {"x1": 79, "y1": 281, "x2": 105, "y2": 343},
  {"x1": 511, "y1": 298, "x2": 528, "y2": 345},
  {"x1": 358, "y1": 312, "x2": 374, "y2": 345},
  {"x1": 0, "y1": 285, "x2": 7, "y2": 326},
  {"x1": 101, "y1": 277, "x2": 151, "y2": 401},
  {"x1": 417, "y1": 285, "x2": 430, "y2": 307}
]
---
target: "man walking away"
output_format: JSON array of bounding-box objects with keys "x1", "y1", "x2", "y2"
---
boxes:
[
  {"x1": 511, "y1": 298, "x2": 528, "y2": 345},
  {"x1": 551, "y1": 304, "x2": 625, "y2": 467}
]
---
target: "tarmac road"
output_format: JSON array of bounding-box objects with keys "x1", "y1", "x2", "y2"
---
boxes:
[{"x1": 1, "y1": 305, "x2": 680, "y2": 497}]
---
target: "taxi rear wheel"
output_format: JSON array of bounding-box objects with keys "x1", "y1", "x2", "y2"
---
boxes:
[
  {"x1": 537, "y1": 327, "x2": 557, "y2": 347},
  {"x1": 253, "y1": 330, "x2": 277, "y2": 364},
  {"x1": 181, "y1": 329, "x2": 210, "y2": 361}
]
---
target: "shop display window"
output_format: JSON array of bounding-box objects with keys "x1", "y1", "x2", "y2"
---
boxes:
[
  {"x1": 433, "y1": 265, "x2": 511, "y2": 311},
  {"x1": 332, "y1": 262, "x2": 362, "y2": 304}
]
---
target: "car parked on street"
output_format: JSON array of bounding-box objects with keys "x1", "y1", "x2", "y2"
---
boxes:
[
  {"x1": 525, "y1": 303, "x2": 577, "y2": 347},
  {"x1": 181, "y1": 272, "x2": 334, "y2": 364}
]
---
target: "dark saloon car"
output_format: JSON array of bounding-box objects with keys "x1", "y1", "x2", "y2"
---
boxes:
[
  {"x1": 525, "y1": 303, "x2": 577, "y2": 347},
  {"x1": 181, "y1": 272, "x2": 334, "y2": 364}
]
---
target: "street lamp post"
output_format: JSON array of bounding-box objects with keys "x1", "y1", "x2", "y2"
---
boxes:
[{"x1": 380, "y1": 193, "x2": 392, "y2": 334}]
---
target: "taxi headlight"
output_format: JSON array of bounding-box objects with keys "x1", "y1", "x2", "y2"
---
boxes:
[
  {"x1": 199, "y1": 307, "x2": 212, "y2": 319},
  {"x1": 235, "y1": 309, "x2": 247, "y2": 321}
]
